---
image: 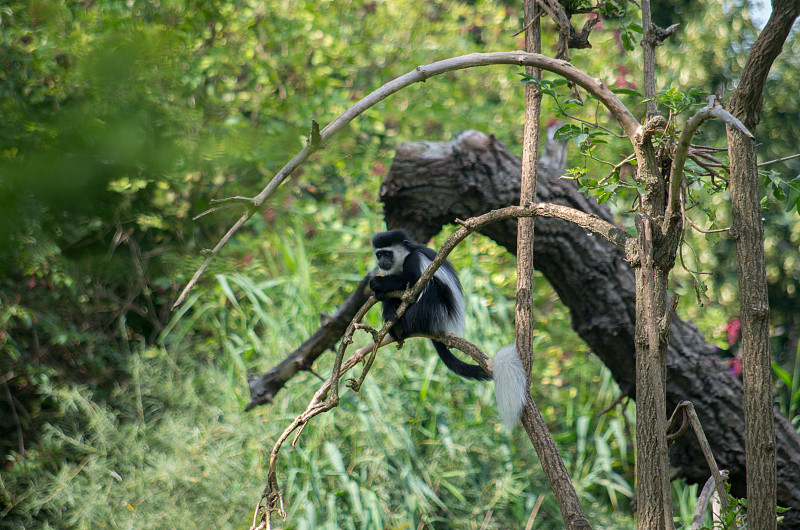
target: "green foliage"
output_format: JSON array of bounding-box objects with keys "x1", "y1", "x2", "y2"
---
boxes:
[
  {"x1": 763, "y1": 170, "x2": 800, "y2": 216},
  {"x1": 697, "y1": 483, "x2": 752, "y2": 530},
  {"x1": 672, "y1": 480, "x2": 790, "y2": 529},
  {"x1": 3, "y1": 234, "x2": 635, "y2": 527},
  {"x1": 617, "y1": 21, "x2": 643, "y2": 53},
  {"x1": 648, "y1": 87, "x2": 708, "y2": 115},
  {"x1": 2, "y1": 0, "x2": 797, "y2": 526},
  {"x1": 1, "y1": 347, "x2": 272, "y2": 529},
  {"x1": 672, "y1": 479, "x2": 704, "y2": 528},
  {"x1": 0, "y1": 0, "x2": 641, "y2": 527},
  {"x1": 773, "y1": 340, "x2": 800, "y2": 429}
]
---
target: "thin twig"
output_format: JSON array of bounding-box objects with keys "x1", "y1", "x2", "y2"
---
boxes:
[
  {"x1": 692, "y1": 150, "x2": 727, "y2": 167},
  {"x1": 598, "y1": 153, "x2": 637, "y2": 186},
  {"x1": 684, "y1": 216, "x2": 731, "y2": 234},
  {"x1": 666, "y1": 401, "x2": 729, "y2": 509},
  {"x1": 680, "y1": 182, "x2": 731, "y2": 236},
  {"x1": 690, "y1": 144, "x2": 728, "y2": 152},
  {"x1": 193, "y1": 197, "x2": 256, "y2": 220},
  {"x1": 512, "y1": 11, "x2": 543, "y2": 37},
  {"x1": 560, "y1": 111, "x2": 627, "y2": 138},
  {"x1": 692, "y1": 470, "x2": 730, "y2": 530},
  {"x1": 687, "y1": 154, "x2": 726, "y2": 187},
  {"x1": 758, "y1": 152, "x2": 800, "y2": 167},
  {"x1": 597, "y1": 386, "x2": 630, "y2": 416}
]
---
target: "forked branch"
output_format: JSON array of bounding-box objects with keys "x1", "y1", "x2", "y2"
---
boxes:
[{"x1": 664, "y1": 96, "x2": 754, "y2": 235}]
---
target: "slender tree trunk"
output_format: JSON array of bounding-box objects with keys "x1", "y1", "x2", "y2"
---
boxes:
[
  {"x1": 724, "y1": 2, "x2": 800, "y2": 526},
  {"x1": 633, "y1": 214, "x2": 674, "y2": 530},
  {"x1": 513, "y1": 3, "x2": 590, "y2": 527},
  {"x1": 727, "y1": 126, "x2": 775, "y2": 529},
  {"x1": 517, "y1": 0, "x2": 541, "y2": 389},
  {"x1": 634, "y1": 2, "x2": 678, "y2": 525}
]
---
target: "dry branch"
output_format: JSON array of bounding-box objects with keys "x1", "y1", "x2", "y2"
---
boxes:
[
  {"x1": 253, "y1": 199, "x2": 625, "y2": 528},
  {"x1": 691, "y1": 470, "x2": 730, "y2": 530},
  {"x1": 667, "y1": 401, "x2": 728, "y2": 510}
]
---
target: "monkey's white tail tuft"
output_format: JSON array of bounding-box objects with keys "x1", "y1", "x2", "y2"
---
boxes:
[{"x1": 493, "y1": 345, "x2": 528, "y2": 429}]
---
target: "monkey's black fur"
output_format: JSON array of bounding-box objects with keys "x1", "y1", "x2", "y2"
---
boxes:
[{"x1": 370, "y1": 230, "x2": 490, "y2": 381}]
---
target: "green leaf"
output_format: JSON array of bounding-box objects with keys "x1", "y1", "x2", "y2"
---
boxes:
[
  {"x1": 518, "y1": 73, "x2": 542, "y2": 85},
  {"x1": 611, "y1": 87, "x2": 643, "y2": 97},
  {"x1": 554, "y1": 124, "x2": 583, "y2": 140},
  {"x1": 620, "y1": 31, "x2": 635, "y2": 51},
  {"x1": 773, "y1": 361, "x2": 793, "y2": 388},
  {"x1": 573, "y1": 133, "x2": 590, "y2": 147}
]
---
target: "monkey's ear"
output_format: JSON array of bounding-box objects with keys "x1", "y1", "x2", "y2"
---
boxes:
[{"x1": 403, "y1": 240, "x2": 412, "y2": 248}]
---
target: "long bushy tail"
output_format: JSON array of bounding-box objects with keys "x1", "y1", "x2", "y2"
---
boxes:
[
  {"x1": 493, "y1": 345, "x2": 528, "y2": 429},
  {"x1": 431, "y1": 341, "x2": 491, "y2": 381}
]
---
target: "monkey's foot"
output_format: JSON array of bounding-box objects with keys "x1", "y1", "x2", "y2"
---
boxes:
[
  {"x1": 354, "y1": 323, "x2": 378, "y2": 335},
  {"x1": 345, "y1": 377, "x2": 363, "y2": 392}
]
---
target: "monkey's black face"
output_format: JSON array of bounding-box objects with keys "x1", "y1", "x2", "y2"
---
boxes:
[
  {"x1": 373, "y1": 243, "x2": 409, "y2": 275},
  {"x1": 375, "y1": 249, "x2": 395, "y2": 272}
]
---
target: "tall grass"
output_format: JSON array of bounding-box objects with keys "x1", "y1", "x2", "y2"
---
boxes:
[
  {"x1": 2, "y1": 221, "x2": 638, "y2": 528},
  {"x1": 1, "y1": 347, "x2": 272, "y2": 528}
]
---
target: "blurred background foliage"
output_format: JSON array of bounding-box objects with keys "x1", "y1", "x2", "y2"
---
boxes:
[{"x1": 0, "y1": 0, "x2": 797, "y2": 528}]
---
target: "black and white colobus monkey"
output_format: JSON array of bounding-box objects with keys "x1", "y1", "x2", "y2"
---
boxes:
[
  {"x1": 370, "y1": 230, "x2": 528, "y2": 427},
  {"x1": 370, "y1": 230, "x2": 490, "y2": 380}
]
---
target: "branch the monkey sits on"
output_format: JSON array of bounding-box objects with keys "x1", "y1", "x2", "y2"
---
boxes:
[{"x1": 370, "y1": 230, "x2": 527, "y2": 428}]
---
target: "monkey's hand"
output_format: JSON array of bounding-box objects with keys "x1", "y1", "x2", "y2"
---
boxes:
[
  {"x1": 370, "y1": 274, "x2": 407, "y2": 299},
  {"x1": 369, "y1": 280, "x2": 389, "y2": 301}
]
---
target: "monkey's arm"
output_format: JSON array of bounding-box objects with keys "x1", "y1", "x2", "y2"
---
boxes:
[{"x1": 369, "y1": 274, "x2": 409, "y2": 299}]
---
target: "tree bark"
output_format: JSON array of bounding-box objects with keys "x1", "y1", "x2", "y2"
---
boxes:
[
  {"x1": 511, "y1": 2, "x2": 589, "y2": 527},
  {"x1": 726, "y1": 130, "x2": 774, "y2": 527},
  {"x1": 637, "y1": 0, "x2": 676, "y2": 524},
  {"x1": 378, "y1": 129, "x2": 800, "y2": 526},
  {"x1": 724, "y1": 2, "x2": 800, "y2": 526}
]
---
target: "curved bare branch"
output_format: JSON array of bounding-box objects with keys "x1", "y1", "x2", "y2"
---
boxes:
[{"x1": 173, "y1": 51, "x2": 640, "y2": 309}]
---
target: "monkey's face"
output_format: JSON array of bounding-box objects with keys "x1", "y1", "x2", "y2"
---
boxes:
[{"x1": 374, "y1": 244, "x2": 409, "y2": 275}]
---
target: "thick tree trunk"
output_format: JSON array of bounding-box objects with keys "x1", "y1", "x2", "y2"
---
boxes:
[{"x1": 379, "y1": 129, "x2": 800, "y2": 526}]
